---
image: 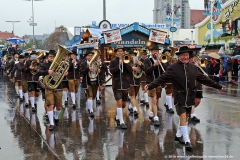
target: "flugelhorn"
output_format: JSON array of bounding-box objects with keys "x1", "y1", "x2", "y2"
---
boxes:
[{"x1": 30, "y1": 51, "x2": 46, "y2": 75}]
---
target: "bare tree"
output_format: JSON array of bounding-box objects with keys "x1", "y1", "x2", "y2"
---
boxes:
[{"x1": 43, "y1": 25, "x2": 68, "y2": 50}]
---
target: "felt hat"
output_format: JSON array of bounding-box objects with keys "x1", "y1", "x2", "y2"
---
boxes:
[
  {"x1": 48, "y1": 50, "x2": 56, "y2": 56},
  {"x1": 149, "y1": 44, "x2": 161, "y2": 50},
  {"x1": 162, "y1": 48, "x2": 171, "y2": 54},
  {"x1": 71, "y1": 49, "x2": 78, "y2": 55},
  {"x1": 175, "y1": 46, "x2": 193, "y2": 56},
  {"x1": 19, "y1": 55, "x2": 24, "y2": 59},
  {"x1": 85, "y1": 50, "x2": 94, "y2": 56},
  {"x1": 30, "y1": 51, "x2": 37, "y2": 55},
  {"x1": 114, "y1": 45, "x2": 125, "y2": 52},
  {"x1": 24, "y1": 53, "x2": 30, "y2": 57},
  {"x1": 189, "y1": 51, "x2": 197, "y2": 58}
]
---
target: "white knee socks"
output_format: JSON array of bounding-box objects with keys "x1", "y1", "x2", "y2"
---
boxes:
[
  {"x1": 96, "y1": 91, "x2": 100, "y2": 101},
  {"x1": 117, "y1": 108, "x2": 124, "y2": 124},
  {"x1": 144, "y1": 93, "x2": 149, "y2": 102},
  {"x1": 24, "y1": 93, "x2": 29, "y2": 103},
  {"x1": 19, "y1": 90, "x2": 23, "y2": 98},
  {"x1": 71, "y1": 92, "x2": 76, "y2": 104},
  {"x1": 63, "y1": 91, "x2": 68, "y2": 101},
  {"x1": 87, "y1": 99, "x2": 93, "y2": 112},
  {"x1": 15, "y1": 86, "x2": 19, "y2": 95},
  {"x1": 54, "y1": 110, "x2": 61, "y2": 119},
  {"x1": 166, "y1": 95, "x2": 173, "y2": 109},
  {"x1": 47, "y1": 111, "x2": 54, "y2": 125},
  {"x1": 180, "y1": 126, "x2": 190, "y2": 143},
  {"x1": 30, "y1": 97, "x2": 35, "y2": 108}
]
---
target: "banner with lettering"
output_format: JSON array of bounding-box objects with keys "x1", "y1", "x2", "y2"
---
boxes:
[
  {"x1": 149, "y1": 29, "x2": 167, "y2": 44},
  {"x1": 103, "y1": 29, "x2": 122, "y2": 44}
]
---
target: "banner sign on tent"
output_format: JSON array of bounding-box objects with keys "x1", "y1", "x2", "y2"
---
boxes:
[
  {"x1": 103, "y1": 29, "x2": 122, "y2": 44},
  {"x1": 149, "y1": 29, "x2": 167, "y2": 44}
]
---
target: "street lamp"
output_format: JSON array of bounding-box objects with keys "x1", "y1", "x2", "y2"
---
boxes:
[
  {"x1": 103, "y1": 0, "x2": 106, "y2": 20},
  {"x1": 5, "y1": 21, "x2": 20, "y2": 37},
  {"x1": 23, "y1": 0, "x2": 43, "y2": 45},
  {"x1": 210, "y1": 0, "x2": 214, "y2": 44}
]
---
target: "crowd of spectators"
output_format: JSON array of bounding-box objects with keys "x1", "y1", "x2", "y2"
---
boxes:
[{"x1": 206, "y1": 57, "x2": 240, "y2": 84}]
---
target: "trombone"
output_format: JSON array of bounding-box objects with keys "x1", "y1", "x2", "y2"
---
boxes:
[
  {"x1": 194, "y1": 56, "x2": 208, "y2": 77},
  {"x1": 154, "y1": 53, "x2": 166, "y2": 73}
]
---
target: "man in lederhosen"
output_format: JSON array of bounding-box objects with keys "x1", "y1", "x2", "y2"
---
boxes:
[
  {"x1": 143, "y1": 44, "x2": 164, "y2": 126},
  {"x1": 80, "y1": 50, "x2": 102, "y2": 118},
  {"x1": 139, "y1": 50, "x2": 149, "y2": 107},
  {"x1": 68, "y1": 49, "x2": 81, "y2": 108},
  {"x1": 161, "y1": 48, "x2": 174, "y2": 114},
  {"x1": 145, "y1": 46, "x2": 224, "y2": 151},
  {"x1": 21, "y1": 53, "x2": 30, "y2": 106},
  {"x1": 10, "y1": 54, "x2": 24, "y2": 101},
  {"x1": 23, "y1": 51, "x2": 40, "y2": 112},
  {"x1": 7, "y1": 52, "x2": 19, "y2": 96},
  {"x1": 127, "y1": 49, "x2": 145, "y2": 116},
  {"x1": 96, "y1": 55, "x2": 109, "y2": 105},
  {"x1": 38, "y1": 50, "x2": 68, "y2": 131},
  {"x1": 109, "y1": 46, "x2": 133, "y2": 129}
]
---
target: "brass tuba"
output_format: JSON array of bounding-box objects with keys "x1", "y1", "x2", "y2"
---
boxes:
[
  {"x1": 30, "y1": 51, "x2": 46, "y2": 75},
  {"x1": 133, "y1": 49, "x2": 144, "y2": 79},
  {"x1": 43, "y1": 45, "x2": 71, "y2": 90},
  {"x1": 88, "y1": 50, "x2": 101, "y2": 79}
]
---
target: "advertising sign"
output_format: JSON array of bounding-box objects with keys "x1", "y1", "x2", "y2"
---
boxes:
[
  {"x1": 149, "y1": 29, "x2": 167, "y2": 44},
  {"x1": 103, "y1": 29, "x2": 122, "y2": 44}
]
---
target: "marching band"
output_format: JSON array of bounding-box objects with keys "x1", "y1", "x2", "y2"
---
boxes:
[{"x1": 2, "y1": 43, "x2": 225, "y2": 152}]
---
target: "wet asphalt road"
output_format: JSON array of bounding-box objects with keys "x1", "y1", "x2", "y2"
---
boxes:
[{"x1": 0, "y1": 75, "x2": 240, "y2": 160}]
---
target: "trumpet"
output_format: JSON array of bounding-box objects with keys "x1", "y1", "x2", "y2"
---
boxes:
[
  {"x1": 119, "y1": 53, "x2": 131, "y2": 73},
  {"x1": 30, "y1": 51, "x2": 46, "y2": 75},
  {"x1": 194, "y1": 56, "x2": 208, "y2": 76}
]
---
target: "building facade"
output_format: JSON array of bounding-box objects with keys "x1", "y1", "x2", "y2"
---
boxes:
[{"x1": 153, "y1": 0, "x2": 190, "y2": 29}]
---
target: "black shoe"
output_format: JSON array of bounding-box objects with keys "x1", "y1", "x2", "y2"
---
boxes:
[
  {"x1": 167, "y1": 108, "x2": 174, "y2": 114},
  {"x1": 190, "y1": 116, "x2": 200, "y2": 123},
  {"x1": 20, "y1": 98, "x2": 23, "y2": 102},
  {"x1": 115, "y1": 118, "x2": 120, "y2": 126},
  {"x1": 96, "y1": 100, "x2": 101, "y2": 105},
  {"x1": 49, "y1": 125, "x2": 54, "y2": 131},
  {"x1": 174, "y1": 136, "x2": 185, "y2": 144},
  {"x1": 120, "y1": 123, "x2": 127, "y2": 129},
  {"x1": 73, "y1": 104, "x2": 76, "y2": 109},
  {"x1": 64, "y1": 101, "x2": 68, "y2": 105},
  {"x1": 149, "y1": 116, "x2": 154, "y2": 123},
  {"x1": 164, "y1": 103, "x2": 169, "y2": 110},
  {"x1": 45, "y1": 114, "x2": 49, "y2": 121},
  {"x1": 145, "y1": 102, "x2": 149, "y2": 108},
  {"x1": 89, "y1": 112, "x2": 94, "y2": 118},
  {"x1": 128, "y1": 108, "x2": 133, "y2": 113},
  {"x1": 154, "y1": 120, "x2": 160, "y2": 126},
  {"x1": 54, "y1": 119, "x2": 59, "y2": 126},
  {"x1": 140, "y1": 100, "x2": 145, "y2": 104},
  {"x1": 185, "y1": 142, "x2": 193, "y2": 151},
  {"x1": 133, "y1": 110, "x2": 138, "y2": 116},
  {"x1": 32, "y1": 107, "x2": 36, "y2": 112}
]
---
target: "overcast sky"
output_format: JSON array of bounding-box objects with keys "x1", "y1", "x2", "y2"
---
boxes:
[{"x1": 0, "y1": 0, "x2": 203, "y2": 36}]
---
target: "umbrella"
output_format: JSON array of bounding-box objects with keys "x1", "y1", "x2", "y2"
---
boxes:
[
  {"x1": 233, "y1": 55, "x2": 240, "y2": 59},
  {"x1": 199, "y1": 53, "x2": 210, "y2": 58},
  {"x1": 6, "y1": 37, "x2": 25, "y2": 44},
  {"x1": 208, "y1": 52, "x2": 220, "y2": 59}
]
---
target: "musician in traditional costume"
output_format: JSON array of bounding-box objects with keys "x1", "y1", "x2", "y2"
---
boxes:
[
  {"x1": 7, "y1": 52, "x2": 19, "y2": 95},
  {"x1": 127, "y1": 49, "x2": 145, "y2": 116},
  {"x1": 10, "y1": 54, "x2": 24, "y2": 101},
  {"x1": 139, "y1": 50, "x2": 149, "y2": 107},
  {"x1": 145, "y1": 46, "x2": 224, "y2": 151},
  {"x1": 80, "y1": 50, "x2": 102, "y2": 118},
  {"x1": 38, "y1": 50, "x2": 68, "y2": 131},
  {"x1": 62, "y1": 54, "x2": 69, "y2": 105},
  {"x1": 109, "y1": 46, "x2": 133, "y2": 129},
  {"x1": 21, "y1": 53, "x2": 30, "y2": 106},
  {"x1": 143, "y1": 44, "x2": 164, "y2": 126},
  {"x1": 67, "y1": 50, "x2": 81, "y2": 108},
  {"x1": 22, "y1": 51, "x2": 40, "y2": 112},
  {"x1": 161, "y1": 48, "x2": 174, "y2": 114}
]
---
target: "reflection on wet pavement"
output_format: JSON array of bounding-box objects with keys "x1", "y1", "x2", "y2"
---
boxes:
[{"x1": 0, "y1": 76, "x2": 239, "y2": 160}]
